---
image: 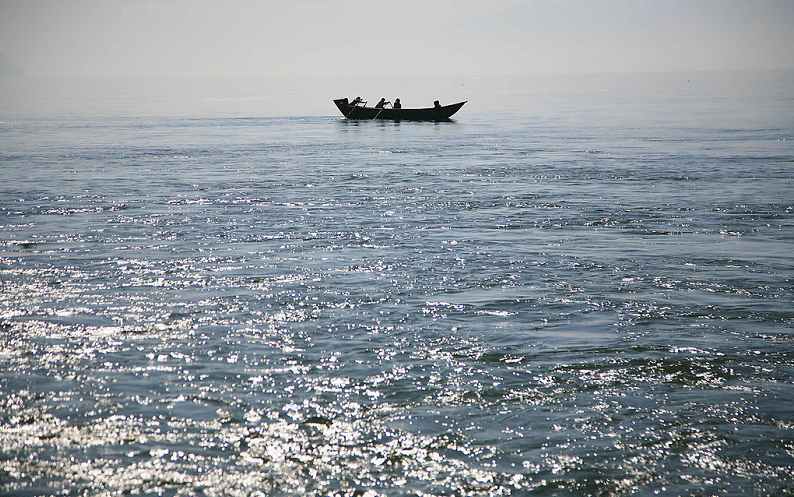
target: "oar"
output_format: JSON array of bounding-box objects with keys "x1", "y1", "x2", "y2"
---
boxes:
[
  {"x1": 373, "y1": 101, "x2": 393, "y2": 120},
  {"x1": 345, "y1": 104, "x2": 359, "y2": 119}
]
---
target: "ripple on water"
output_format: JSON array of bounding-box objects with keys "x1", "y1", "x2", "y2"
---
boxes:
[{"x1": 2, "y1": 74, "x2": 794, "y2": 495}]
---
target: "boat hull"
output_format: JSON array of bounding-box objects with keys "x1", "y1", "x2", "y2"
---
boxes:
[{"x1": 333, "y1": 99, "x2": 466, "y2": 121}]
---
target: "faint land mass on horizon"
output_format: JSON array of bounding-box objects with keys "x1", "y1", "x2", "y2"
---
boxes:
[{"x1": 0, "y1": 51, "x2": 24, "y2": 76}]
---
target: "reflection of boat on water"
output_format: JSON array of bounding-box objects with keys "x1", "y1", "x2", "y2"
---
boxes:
[{"x1": 333, "y1": 98, "x2": 466, "y2": 121}]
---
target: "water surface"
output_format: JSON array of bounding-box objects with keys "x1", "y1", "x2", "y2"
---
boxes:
[{"x1": 1, "y1": 71, "x2": 793, "y2": 496}]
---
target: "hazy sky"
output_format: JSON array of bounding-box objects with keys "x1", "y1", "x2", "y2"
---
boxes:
[{"x1": 1, "y1": 0, "x2": 792, "y2": 78}]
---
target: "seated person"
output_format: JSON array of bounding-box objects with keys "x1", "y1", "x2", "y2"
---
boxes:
[
  {"x1": 375, "y1": 98, "x2": 390, "y2": 109},
  {"x1": 393, "y1": 98, "x2": 401, "y2": 109},
  {"x1": 350, "y1": 96, "x2": 364, "y2": 106},
  {"x1": 434, "y1": 100, "x2": 441, "y2": 109}
]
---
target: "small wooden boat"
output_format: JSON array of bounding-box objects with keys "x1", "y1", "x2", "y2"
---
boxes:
[{"x1": 333, "y1": 98, "x2": 466, "y2": 121}]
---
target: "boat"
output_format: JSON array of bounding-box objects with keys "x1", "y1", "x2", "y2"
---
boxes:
[{"x1": 333, "y1": 98, "x2": 466, "y2": 121}]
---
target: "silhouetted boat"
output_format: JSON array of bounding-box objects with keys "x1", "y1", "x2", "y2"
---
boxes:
[{"x1": 333, "y1": 98, "x2": 466, "y2": 121}]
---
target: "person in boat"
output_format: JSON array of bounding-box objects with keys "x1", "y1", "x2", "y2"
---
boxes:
[
  {"x1": 393, "y1": 98, "x2": 401, "y2": 109},
  {"x1": 375, "y1": 98, "x2": 390, "y2": 109},
  {"x1": 434, "y1": 100, "x2": 441, "y2": 109},
  {"x1": 350, "y1": 96, "x2": 364, "y2": 106}
]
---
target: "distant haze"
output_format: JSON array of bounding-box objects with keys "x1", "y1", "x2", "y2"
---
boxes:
[{"x1": 1, "y1": 0, "x2": 792, "y2": 77}]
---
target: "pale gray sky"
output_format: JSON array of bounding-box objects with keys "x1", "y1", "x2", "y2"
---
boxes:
[{"x1": 1, "y1": 0, "x2": 792, "y2": 78}]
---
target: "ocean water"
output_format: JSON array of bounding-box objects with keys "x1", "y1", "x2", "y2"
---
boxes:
[{"x1": 1, "y1": 71, "x2": 793, "y2": 496}]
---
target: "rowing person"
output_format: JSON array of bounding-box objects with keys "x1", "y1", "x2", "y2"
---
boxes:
[
  {"x1": 350, "y1": 96, "x2": 364, "y2": 106},
  {"x1": 375, "y1": 98, "x2": 390, "y2": 109}
]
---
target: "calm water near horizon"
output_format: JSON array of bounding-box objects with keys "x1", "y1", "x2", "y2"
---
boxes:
[{"x1": 1, "y1": 70, "x2": 793, "y2": 496}]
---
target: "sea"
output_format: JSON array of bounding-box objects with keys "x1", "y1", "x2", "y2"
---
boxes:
[{"x1": 1, "y1": 70, "x2": 793, "y2": 497}]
